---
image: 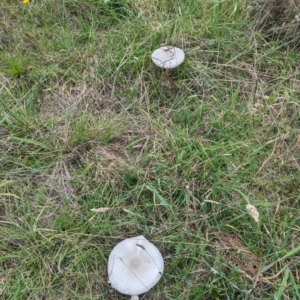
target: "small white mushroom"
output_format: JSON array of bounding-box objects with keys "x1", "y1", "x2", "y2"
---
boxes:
[
  {"x1": 151, "y1": 46, "x2": 185, "y2": 70},
  {"x1": 108, "y1": 235, "x2": 164, "y2": 298}
]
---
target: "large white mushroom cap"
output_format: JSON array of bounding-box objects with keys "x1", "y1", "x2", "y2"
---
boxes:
[
  {"x1": 151, "y1": 46, "x2": 185, "y2": 69},
  {"x1": 108, "y1": 235, "x2": 164, "y2": 296}
]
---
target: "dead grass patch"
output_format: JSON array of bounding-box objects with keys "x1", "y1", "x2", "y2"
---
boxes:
[
  {"x1": 211, "y1": 232, "x2": 260, "y2": 281},
  {"x1": 250, "y1": 0, "x2": 300, "y2": 47}
]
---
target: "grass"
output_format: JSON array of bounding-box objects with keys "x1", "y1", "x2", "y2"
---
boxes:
[{"x1": 1, "y1": 0, "x2": 300, "y2": 299}]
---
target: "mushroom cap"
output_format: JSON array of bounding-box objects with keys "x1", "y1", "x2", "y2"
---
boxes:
[
  {"x1": 108, "y1": 235, "x2": 164, "y2": 296},
  {"x1": 151, "y1": 46, "x2": 185, "y2": 69}
]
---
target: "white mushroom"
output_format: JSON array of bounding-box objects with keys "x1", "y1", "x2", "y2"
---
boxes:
[
  {"x1": 151, "y1": 46, "x2": 185, "y2": 70},
  {"x1": 108, "y1": 235, "x2": 164, "y2": 298}
]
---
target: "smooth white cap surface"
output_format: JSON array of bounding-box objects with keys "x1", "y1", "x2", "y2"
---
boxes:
[
  {"x1": 108, "y1": 235, "x2": 164, "y2": 296},
  {"x1": 151, "y1": 46, "x2": 185, "y2": 69}
]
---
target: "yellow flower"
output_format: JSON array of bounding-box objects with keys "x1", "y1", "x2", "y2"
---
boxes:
[{"x1": 23, "y1": 0, "x2": 29, "y2": 4}]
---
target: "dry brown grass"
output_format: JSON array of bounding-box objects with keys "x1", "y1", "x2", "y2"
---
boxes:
[{"x1": 250, "y1": 0, "x2": 300, "y2": 46}]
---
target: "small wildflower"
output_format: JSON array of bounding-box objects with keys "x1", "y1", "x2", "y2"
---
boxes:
[
  {"x1": 246, "y1": 204, "x2": 259, "y2": 223},
  {"x1": 23, "y1": 0, "x2": 30, "y2": 4}
]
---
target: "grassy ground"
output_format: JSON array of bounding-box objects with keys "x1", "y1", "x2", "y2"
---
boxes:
[{"x1": 1, "y1": 0, "x2": 300, "y2": 299}]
